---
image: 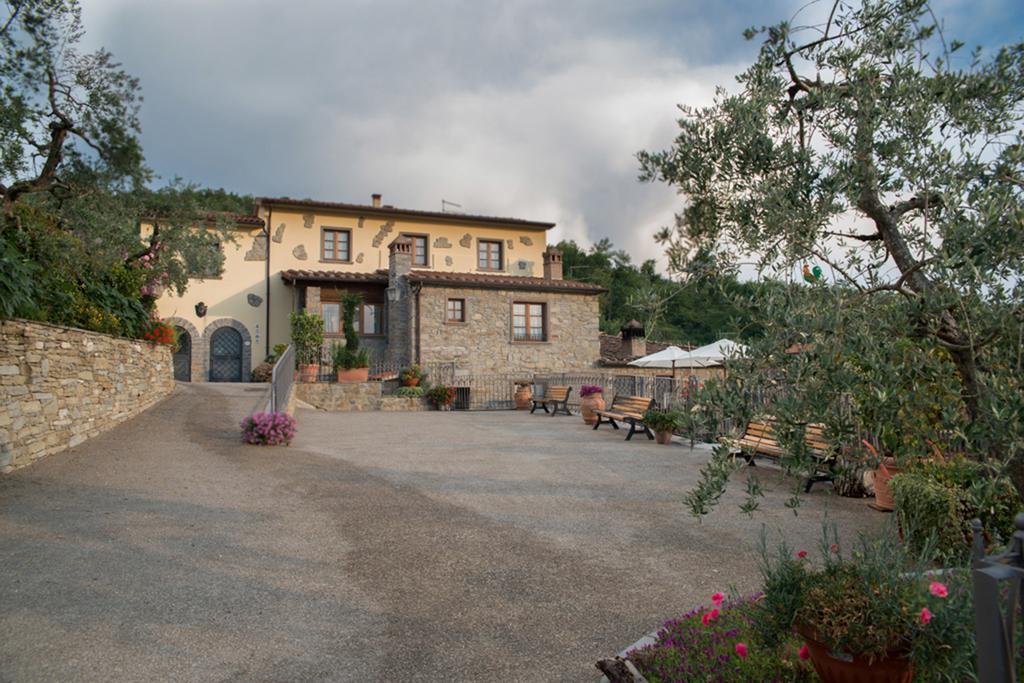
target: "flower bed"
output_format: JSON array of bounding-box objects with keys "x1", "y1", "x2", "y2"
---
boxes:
[{"x1": 626, "y1": 593, "x2": 812, "y2": 682}]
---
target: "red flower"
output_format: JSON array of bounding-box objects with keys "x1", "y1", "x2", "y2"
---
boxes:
[
  {"x1": 929, "y1": 581, "x2": 948, "y2": 598},
  {"x1": 735, "y1": 642, "x2": 748, "y2": 658},
  {"x1": 711, "y1": 591, "x2": 725, "y2": 606},
  {"x1": 796, "y1": 550, "x2": 808, "y2": 559},
  {"x1": 920, "y1": 607, "x2": 933, "y2": 625},
  {"x1": 829, "y1": 543, "x2": 839, "y2": 553},
  {"x1": 798, "y1": 644, "x2": 810, "y2": 660}
]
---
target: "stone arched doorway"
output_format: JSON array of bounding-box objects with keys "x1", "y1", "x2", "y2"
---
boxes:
[
  {"x1": 209, "y1": 327, "x2": 243, "y2": 382},
  {"x1": 172, "y1": 326, "x2": 192, "y2": 381}
]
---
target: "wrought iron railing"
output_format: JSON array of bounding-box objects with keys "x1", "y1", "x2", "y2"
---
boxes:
[{"x1": 972, "y1": 513, "x2": 1024, "y2": 682}]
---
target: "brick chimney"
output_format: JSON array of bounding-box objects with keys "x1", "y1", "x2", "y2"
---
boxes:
[
  {"x1": 543, "y1": 247, "x2": 563, "y2": 280},
  {"x1": 621, "y1": 319, "x2": 646, "y2": 359},
  {"x1": 372, "y1": 193, "x2": 382, "y2": 208},
  {"x1": 386, "y1": 236, "x2": 413, "y2": 367}
]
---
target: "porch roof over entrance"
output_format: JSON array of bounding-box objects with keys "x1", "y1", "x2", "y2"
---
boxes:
[{"x1": 280, "y1": 270, "x2": 388, "y2": 285}]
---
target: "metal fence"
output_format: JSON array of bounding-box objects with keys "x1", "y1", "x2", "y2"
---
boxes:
[
  {"x1": 270, "y1": 344, "x2": 295, "y2": 413},
  {"x1": 972, "y1": 514, "x2": 1024, "y2": 682}
]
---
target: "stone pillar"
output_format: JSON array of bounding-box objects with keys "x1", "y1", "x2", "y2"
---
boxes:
[
  {"x1": 543, "y1": 247, "x2": 563, "y2": 280},
  {"x1": 621, "y1": 319, "x2": 646, "y2": 359},
  {"x1": 386, "y1": 237, "x2": 413, "y2": 367}
]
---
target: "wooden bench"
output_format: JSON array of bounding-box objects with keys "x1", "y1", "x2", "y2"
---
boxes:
[
  {"x1": 722, "y1": 417, "x2": 836, "y2": 492},
  {"x1": 530, "y1": 385, "x2": 572, "y2": 416},
  {"x1": 592, "y1": 395, "x2": 656, "y2": 441}
]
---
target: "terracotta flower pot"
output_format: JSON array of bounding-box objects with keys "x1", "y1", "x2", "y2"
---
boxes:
[
  {"x1": 872, "y1": 457, "x2": 901, "y2": 511},
  {"x1": 580, "y1": 393, "x2": 605, "y2": 425},
  {"x1": 299, "y1": 363, "x2": 319, "y2": 383},
  {"x1": 514, "y1": 384, "x2": 532, "y2": 410},
  {"x1": 402, "y1": 377, "x2": 420, "y2": 387},
  {"x1": 798, "y1": 627, "x2": 913, "y2": 683},
  {"x1": 336, "y1": 367, "x2": 370, "y2": 383},
  {"x1": 655, "y1": 429, "x2": 674, "y2": 445}
]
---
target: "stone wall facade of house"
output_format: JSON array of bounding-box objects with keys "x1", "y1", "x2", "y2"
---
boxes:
[
  {"x1": 0, "y1": 319, "x2": 175, "y2": 473},
  {"x1": 417, "y1": 286, "x2": 601, "y2": 376}
]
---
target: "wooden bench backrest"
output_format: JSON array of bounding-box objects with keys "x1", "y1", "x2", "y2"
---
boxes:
[
  {"x1": 743, "y1": 418, "x2": 829, "y2": 454},
  {"x1": 610, "y1": 395, "x2": 654, "y2": 416},
  {"x1": 544, "y1": 386, "x2": 570, "y2": 401}
]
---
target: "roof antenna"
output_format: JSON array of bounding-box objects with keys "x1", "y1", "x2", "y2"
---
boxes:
[{"x1": 441, "y1": 199, "x2": 462, "y2": 213}]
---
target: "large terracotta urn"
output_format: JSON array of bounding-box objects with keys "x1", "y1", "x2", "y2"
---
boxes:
[
  {"x1": 299, "y1": 364, "x2": 319, "y2": 383},
  {"x1": 872, "y1": 457, "x2": 901, "y2": 511},
  {"x1": 514, "y1": 383, "x2": 532, "y2": 410},
  {"x1": 798, "y1": 626, "x2": 913, "y2": 683},
  {"x1": 580, "y1": 392, "x2": 605, "y2": 425},
  {"x1": 336, "y1": 367, "x2": 370, "y2": 383}
]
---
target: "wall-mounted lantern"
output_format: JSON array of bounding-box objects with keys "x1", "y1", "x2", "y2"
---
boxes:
[{"x1": 195, "y1": 302, "x2": 208, "y2": 318}]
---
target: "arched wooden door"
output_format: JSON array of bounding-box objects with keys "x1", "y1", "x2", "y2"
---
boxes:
[
  {"x1": 209, "y1": 327, "x2": 243, "y2": 382},
  {"x1": 172, "y1": 327, "x2": 191, "y2": 381}
]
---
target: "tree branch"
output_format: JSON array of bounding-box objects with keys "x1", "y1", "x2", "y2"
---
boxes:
[
  {"x1": 824, "y1": 230, "x2": 883, "y2": 241},
  {"x1": 891, "y1": 193, "x2": 943, "y2": 220}
]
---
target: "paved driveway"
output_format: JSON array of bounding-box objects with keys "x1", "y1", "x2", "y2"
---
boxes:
[{"x1": 0, "y1": 383, "x2": 882, "y2": 681}]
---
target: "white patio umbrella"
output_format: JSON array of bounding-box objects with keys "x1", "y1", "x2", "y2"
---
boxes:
[
  {"x1": 673, "y1": 338, "x2": 748, "y2": 368},
  {"x1": 627, "y1": 345, "x2": 693, "y2": 375}
]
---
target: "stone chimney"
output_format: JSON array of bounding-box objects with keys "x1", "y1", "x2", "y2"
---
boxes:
[
  {"x1": 621, "y1": 319, "x2": 646, "y2": 359},
  {"x1": 372, "y1": 193, "x2": 382, "y2": 208},
  {"x1": 386, "y1": 236, "x2": 413, "y2": 367},
  {"x1": 543, "y1": 247, "x2": 563, "y2": 280}
]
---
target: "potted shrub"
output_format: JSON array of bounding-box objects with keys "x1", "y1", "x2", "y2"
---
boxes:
[
  {"x1": 400, "y1": 364, "x2": 424, "y2": 387},
  {"x1": 334, "y1": 292, "x2": 370, "y2": 382},
  {"x1": 579, "y1": 384, "x2": 605, "y2": 425},
  {"x1": 332, "y1": 343, "x2": 371, "y2": 383},
  {"x1": 513, "y1": 380, "x2": 532, "y2": 409},
  {"x1": 289, "y1": 310, "x2": 324, "y2": 383},
  {"x1": 426, "y1": 383, "x2": 456, "y2": 410},
  {"x1": 645, "y1": 408, "x2": 681, "y2": 444},
  {"x1": 756, "y1": 528, "x2": 975, "y2": 683}
]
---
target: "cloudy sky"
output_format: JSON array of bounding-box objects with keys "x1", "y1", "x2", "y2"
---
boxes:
[{"x1": 79, "y1": 0, "x2": 1024, "y2": 269}]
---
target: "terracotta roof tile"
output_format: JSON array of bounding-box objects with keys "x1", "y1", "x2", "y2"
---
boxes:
[
  {"x1": 280, "y1": 270, "x2": 388, "y2": 284},
  {"x1": 408, "y1": 270, "x2": 605, "y2": 293},
  {"x1": 280, "y1": 268, "x2": 605, "y2": 293},
  {"x1": 257, "y1": 196, "x2": 554, "y2": 230}
]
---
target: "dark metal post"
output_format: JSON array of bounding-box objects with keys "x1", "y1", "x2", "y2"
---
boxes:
[{"x1": 973, "y1": 513, "x2": 1024, "y2": 682}]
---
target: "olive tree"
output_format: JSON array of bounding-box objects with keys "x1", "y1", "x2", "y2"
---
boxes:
[{"x1": 640, "y1": 0, "x2": 1024, "y2": 509}]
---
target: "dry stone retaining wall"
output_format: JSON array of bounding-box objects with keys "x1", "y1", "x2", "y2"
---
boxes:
[
  {"x1": 296, "y1": 382, "x2": 427, "y2": 411},
  {"x1": 0, "y1": 319, "x2": 175, "y2": 473}
]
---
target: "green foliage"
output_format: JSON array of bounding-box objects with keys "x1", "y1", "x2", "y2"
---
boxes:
[
  {"x1": 341, "y1": 292, "x2": 362, "y2": 352},
  {"x1": 643, "y1": 0, "x2": 1024, "y2": 513},
  {"x1": 892, "y1": 459, "x2": 1019, "y2": 564},
  {"x1": 330, "y1": 342, "x2": 369, "y2": 371},
  {"x1": 425, "y1": 383, "x2": 456, "y2": 407},
  {"x1": 757, "y1": 525, "x2": 976, "y2": 680},
  {"x1": 682, "y1": 444, "x2": 743, "y2": 518},
  {"x1": 556, "y1": 239, "x2": 764, "y2": 344},
  {"x1": 400, "y1": 364, "x2": 425, "y2": 384},
  {"x1": 392, "y1": 386, "x2": 425, "y2": 398},
  {"x1": 289, "y1": 311, "x2": 324, "y2": 365},
  {"x1": 644, "y1": 408, "x2": 682, "y2": 433},
  {"x1": 0, "y1": 2, "x2": 252, "y2": 337}
]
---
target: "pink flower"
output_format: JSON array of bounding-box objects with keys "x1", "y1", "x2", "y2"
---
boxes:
[
  {"x1": 797, "y1": 550, "x2": 808, "y2": 559},
  {"x1": 709, "y1": 608, "x2": 719, "y2": 621},
  {"x1": 920, "y1": 607, "x2": 932, "y2": 625},
  {"x1": 798, "y1": 644, "x2": 810, "y2": 660},
  {"x1": 929, "y1": 581, "x2": 948, "y2": 598},
  {"x1": 735, "y1": 642, "x2": 748, "y2": 659},
  {"x1": 711, "y1": 592, "x2": 725, "y2": 606},
  {"x1": 829, "y1": 543, "x2": 839, "y2": 553},
  {"x1": 701, "y1": 612, "x2": 711, "y2": 625}
]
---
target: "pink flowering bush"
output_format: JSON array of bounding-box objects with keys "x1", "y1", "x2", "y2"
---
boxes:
[
  {"x1": 241, "y1": 412, "x2": 297, "y2": 446},
  {"x1": 580, "y1": 384, "x2": 603, "y2": 397},
  {"x1": 625, "y1": 594, "x2": 812, "y2": 682}
]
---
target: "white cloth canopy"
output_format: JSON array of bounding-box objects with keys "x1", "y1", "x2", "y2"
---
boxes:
[
  {"x1": 673, "y1": 338, "x2": 748, "y2": 368},
  {"x1": 627, "y1": 345, "x2": 692, "y2": 369}
]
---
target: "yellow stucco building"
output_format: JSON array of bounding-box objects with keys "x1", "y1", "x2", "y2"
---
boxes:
[{"x1": 155, "y1": 194, "x2": 605, "y2": 381}]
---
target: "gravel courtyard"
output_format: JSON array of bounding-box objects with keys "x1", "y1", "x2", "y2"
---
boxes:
[{"x1": 0, "y1": 383, "x2": 883, "y2": 681}]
